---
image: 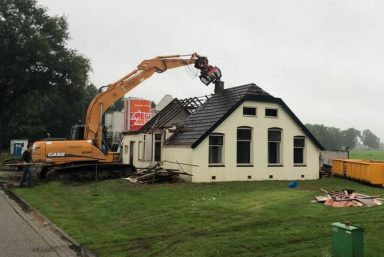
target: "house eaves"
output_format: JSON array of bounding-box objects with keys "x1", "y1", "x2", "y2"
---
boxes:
[{"x1": 165, "y1": 84, "x2": 324, "y2": 150}]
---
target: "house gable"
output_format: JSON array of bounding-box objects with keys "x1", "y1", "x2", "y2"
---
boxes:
[
  {"x1": 165, "y1": 84, "x2": 323, "y2": 150},
  {"x1": 192, "y1": 95, "x2": 323, "y2": 150},
  {"x1": 188, "y1": 100, "x2": 321, "y2": 182}
]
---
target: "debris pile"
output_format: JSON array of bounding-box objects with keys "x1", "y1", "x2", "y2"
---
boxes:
[
  {"x1": 314, "y1": 189, "x2": 383, "y2": 207},
  {"x1": 122, "y1": 162, "x2": 192, "y2": 184},
  {"x1": 3, "y1": 158, "x2": 22, "y2": 166}
]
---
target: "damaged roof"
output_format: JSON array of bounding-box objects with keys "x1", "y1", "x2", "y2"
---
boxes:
[
  {"x1": 165, "y1": 83, "x2": 324, "y2": 150},
  {"x1": 138, "y1": 96, "x2": 208, "y2": 132}
]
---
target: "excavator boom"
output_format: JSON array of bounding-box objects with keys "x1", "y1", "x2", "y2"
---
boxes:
[
  {"x1": 32, "y1": 53, "x2": 221, "y2": 178},
  {"x1": 84, "y1": 53, "x2": 221, "y2": 148}
]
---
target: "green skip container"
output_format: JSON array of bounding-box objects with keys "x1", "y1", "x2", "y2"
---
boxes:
[{"x1": 331, "y1": 222, "x2": 363, "y2": 257}]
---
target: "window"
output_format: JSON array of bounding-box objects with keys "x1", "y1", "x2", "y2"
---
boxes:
[
  {"x1": 237, "y1": 127, "x2": 252, "y2": 165},
  {"x1": 243, "y1": 107, "x2": 256, "y2": 116},
  {"x1": 268, "y1": 128, "x2": 282, "y2": 164},
  {"x1": 142, "y1": 135, "x2": 147, "y2": 160},
  {"x1": 139, "y1": 135, "x2": 152, "y2": 161},
  {"x1": 209, "y1": 134, "x2": 224, "y2": 164},
  {"x1": 265, "y1": 108, "x2": 278, "y2": 117},
  {"x1": 294, "y1": 136, "x2": 305, "y2": 165},
  {"x1": 154, "y1": 134, "x2": 162, "y2": 162},
  {"x1": 129, "y1": 141, "x2": 135, "y2": 165},
  {"x1": 138, "y1": 141, "x2": 142, "y2": 159}
]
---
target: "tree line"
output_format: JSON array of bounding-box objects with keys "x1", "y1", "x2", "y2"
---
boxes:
[
  {"x1": 306, "y1": 124, "x2": 381, "y2": 150},
  {"x1": 0, "y1": 0, "x2": 97, "y2": 152}
]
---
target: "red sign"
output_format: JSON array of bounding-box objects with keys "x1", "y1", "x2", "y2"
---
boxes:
[{"x1": 124, "y1": 99, "x2": 152, "y2": 131}]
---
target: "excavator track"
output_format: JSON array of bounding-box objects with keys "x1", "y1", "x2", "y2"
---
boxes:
[{"x1": 41, "y1": 163, "x2": 136, "y2": 181}]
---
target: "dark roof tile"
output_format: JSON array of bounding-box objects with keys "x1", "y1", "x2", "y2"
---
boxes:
[{"x1": 165, "y1": 83, "x2": 323, "y2": 150}]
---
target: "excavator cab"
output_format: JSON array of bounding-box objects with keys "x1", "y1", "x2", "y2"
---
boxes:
[
  {"x1": 195, "y1": 56, "x2": 222, "y2": 86},
  {"x1": 70, "y1": 123, "x2": 109, "y2": 155},
  {"x1": 70, "y1": 125, "x2": 85, "y2": 140}
]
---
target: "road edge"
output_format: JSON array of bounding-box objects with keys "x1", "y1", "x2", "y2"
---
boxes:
[{"x1": 1, "y1": 184, "x2": 98, "y2": 257}]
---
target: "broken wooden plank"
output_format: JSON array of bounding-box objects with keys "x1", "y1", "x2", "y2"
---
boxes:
[
  {"x1": 136, "y1": 172, "x2": 157, "y2": 180},
  {"x1": 356, "y1": 198, "x2": 377, "y2": 207},
  {"x1": 315, "y1": 196, "x2": 329, "y2": 202},
  {"x1": 354, "y1": 193, "x2": 381, "y2": 199},
  {"x1": 334, "y1": 196, "x2": 381, "y2": 202},
  {"x1": 121, "y1": 177, "x2": 139, "y2": 183},
  {"x1": 352, "y1": 200, "x2": 364, "y2": 207},
  {"x1": 162, "y1": 160, "x2": 199, "y2": 167},
  {"x1": 315, "y1": 189, "x2": 383, "y2": 208},
  {"x1": 157, "y1": 170, "x2": 193, "y2": 176}
]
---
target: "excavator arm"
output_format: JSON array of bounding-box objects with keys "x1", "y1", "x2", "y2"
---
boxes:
[{"x1": 84, "y1": 53, "x2": 221, "y2": 148}]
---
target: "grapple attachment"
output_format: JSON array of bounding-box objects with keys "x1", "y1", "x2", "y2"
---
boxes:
[{"x1": 194, "y1": 56, "x2": 222, "y2": 86}]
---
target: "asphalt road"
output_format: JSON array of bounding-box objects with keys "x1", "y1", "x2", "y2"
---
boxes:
[{"x1": 0, "y1": 187, "x2": 80, "y2": 257}]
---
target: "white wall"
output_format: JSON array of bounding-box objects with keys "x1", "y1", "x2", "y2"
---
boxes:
[
  {"x1": 166, "y1": 101, "x2": 320, "y2": 182},
  {"x1": 105, "y1": 111, "x2": 124, "y2": 133},
  {"x1": 122, "y1": 134, "x2": 143, "y2": 167},
  {"x1": 162, "y1": 147, "x2": 193, "y2": 182},
  {"x1": 155, "y1": 95, "x2": 173, "y2": 111},
  {"x1": 122, "y1": 132, "x2": 164, "y2": 169},
  {"x1": 122, "y1": 131, "x2": 193, "y2": 181},
  {"x1": 122, "y1": 133, "x2": 152, "y2": 168},
  {"x1": 112, "y1": 111, "x2": 124, "y2": 132}
]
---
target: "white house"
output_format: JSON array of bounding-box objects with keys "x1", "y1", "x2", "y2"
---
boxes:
[{"x1": 122, "y1": 83, "x2": 324, "y2": 182}]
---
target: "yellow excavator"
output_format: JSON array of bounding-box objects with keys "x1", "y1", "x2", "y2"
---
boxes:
[{"x1": 31, "y1": 53, "x2": 222, "y2": 178}]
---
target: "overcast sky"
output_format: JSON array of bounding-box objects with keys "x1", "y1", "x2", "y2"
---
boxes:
[{"x1": 37, "y1": 0, "x2": 384, "y2": 140}]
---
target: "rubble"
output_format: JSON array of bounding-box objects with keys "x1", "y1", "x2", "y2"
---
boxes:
[
  {"x1": 314, "y1": 189, "x2": 383, "y2": 207},
  {"x1": 121, "y1": 162, "x2": 192, "y2": 184}
]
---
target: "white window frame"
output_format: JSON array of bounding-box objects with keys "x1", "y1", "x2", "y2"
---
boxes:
[
  {"x1": 138, "y1": 140, "x2": 143, "y2": 160},
  {"x1": 268, "y1": 128, "x2": 282, "y2": 165},
  {"x1": 139, "y1": 134, "x2": 152, "y2": 161},
  {"x1": 265, "y1": 108, "x2": 278, "y2": 118},
  {"x1": 243, "y1": 106, "x2": 257, "y2": 117},
  {"x1": 293, "y1": 136, "x2": 306, "y2": 165},
  {"x1": 153, "y1": 133, "x2": 162, "y2": 162},
  {"x1": 237, "y1": 127, "x2": 252, "y2": 165},
  {"x1": 209, "y1": 134, "x2": 224, "y2": 165}
]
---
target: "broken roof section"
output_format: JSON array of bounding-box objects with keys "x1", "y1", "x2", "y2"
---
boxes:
[
  {"x1": 165, "y1": 83, "x2": 269, "y2": 146},
  {"x1": 165, "y1": 83, "x2": 324, "y2": 150},
  {"x1": 137, "y1": 96, "x2": 209, "y2": 133}
]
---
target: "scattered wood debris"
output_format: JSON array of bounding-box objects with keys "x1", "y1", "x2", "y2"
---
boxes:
[
  {"x1": 314, "y1": 189, "x2": 383, "y2": 207},
  {"x1": 3, "y1": 158, "x2": 22, "y2": 165},
  {"x1": 121, "y1": 162, "x2": 192, "y2": 184}
]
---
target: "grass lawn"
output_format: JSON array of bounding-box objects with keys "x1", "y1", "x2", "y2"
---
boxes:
[
  {"x1": 13, "y1": 177, "x2": 384, "y2": 257},
  {"x1": 350, "y1": 150, "x2": 384, "y2": 161}
]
